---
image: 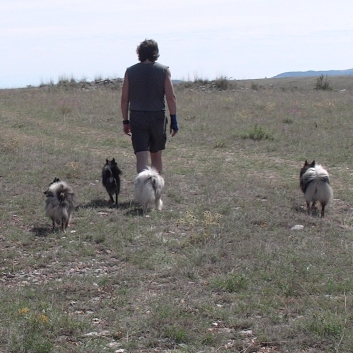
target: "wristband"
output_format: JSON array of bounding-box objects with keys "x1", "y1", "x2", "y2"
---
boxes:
[
  {"x1": 122, "y1": 120, "x2": 130, "y2": 125},
  {"x1": 170, "y1": 114, "x2": 179, "y2": 131}
]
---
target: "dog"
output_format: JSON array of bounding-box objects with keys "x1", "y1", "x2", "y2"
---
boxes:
[
  {"x1": 44, "y1": 178, "x2": 75, "y2": 232},
  {"x1": 102, "y1": 158, "x2": 122, "y2": 207},
  {"x1": 299, "y1": 160, "x2": 333, "y2": 217},
  {"x1": 134, "y1": 167, "x2": 165, "y2": 214}
]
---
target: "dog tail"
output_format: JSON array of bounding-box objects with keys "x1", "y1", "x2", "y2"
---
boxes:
[
  {"x1": 150, "y1": 175, "x2": 163, "y2": 198},
  {"x1": 155, "y1": 194, "x2": 163, "y2": 210},
  {"x1": 302, "y1": 164, "x2": 333, "y2": 204},
  {"x1": 46, "y1": 181, "x2": 75, "y2": 206},
  {"x1": 149, "y1": 170, "x2": 164, "y2": 210},
  {"x1": 134, "y1": 167, "x2": 165, "y2": 212},
  {"x1": 45, "y1": 179, "x2": 75, "y2": 232},
  {"x1": 300, "y1": 165, "x2": 329, "y2": 189}
]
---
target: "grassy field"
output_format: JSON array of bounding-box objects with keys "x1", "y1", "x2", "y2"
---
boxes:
[{"x1": 1, "y1": 75, "x2": 353, "y2": 352}]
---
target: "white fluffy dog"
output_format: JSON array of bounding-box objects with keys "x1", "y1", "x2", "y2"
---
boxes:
[{"x1": 134, "y1": 167, "x2": 165, "y2": 213}]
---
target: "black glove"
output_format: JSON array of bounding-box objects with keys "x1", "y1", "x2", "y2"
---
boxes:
[{"x1": 170, "y1": 114, "x2": 179, "y2": 131}]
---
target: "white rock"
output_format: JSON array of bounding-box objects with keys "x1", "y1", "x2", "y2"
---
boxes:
[{"x1": 291, "y1": 225, "x2": 304, "y2": 230}]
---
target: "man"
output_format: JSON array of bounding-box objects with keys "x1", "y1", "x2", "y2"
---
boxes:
[{"x1": 121, "y1": 39, "x2": 178, "y2": 174}]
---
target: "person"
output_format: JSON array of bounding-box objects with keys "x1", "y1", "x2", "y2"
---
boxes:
[{"x1": 121, "y1": 39, "x2": 178, "y2": 174}]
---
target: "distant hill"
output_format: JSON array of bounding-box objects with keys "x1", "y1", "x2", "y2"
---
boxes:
[{"x1": 273, "y1": 68, "x2": 353, "y2": 78}]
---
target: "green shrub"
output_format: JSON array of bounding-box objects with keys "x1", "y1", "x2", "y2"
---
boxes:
[
  {"x1": 57, "y1": 75, "x2": 80, "y2": 89},
  {"x1": 194, "y1": 78, "x2": 210, "y2": 85},
  {"x1": 241, "y1": 124, "x2": 274, "y2": 141},
  {"x1": 211, "y1": 273, "x2": 248, "y2": 293},
  {"x1": 315, "y1": 75, "x2": 332, "y2": 91},
  {"x1": 283, "y1": 117, "x2": 294, "y2": 124},
  {"x1": 251, "y1": 82, "x2": 259, "y2": 90},
  {"x1": 214, "y1": 76, "x2": 229, "y2": 90},
  {"x1": 306, "y1": 312, "x2": 344, "y2": 339}
]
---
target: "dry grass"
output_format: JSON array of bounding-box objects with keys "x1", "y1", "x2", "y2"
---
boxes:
[{"x1": 1, "y1": 76, "x2": 353, "y2": 352}]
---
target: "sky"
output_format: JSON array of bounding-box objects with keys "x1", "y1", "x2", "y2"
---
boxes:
[{"x1": 1, "y1": 0, "x2": 353, "y2": 88}]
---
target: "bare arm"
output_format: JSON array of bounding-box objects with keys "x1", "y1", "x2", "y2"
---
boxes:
[
  {"x1": 165, "y1": 68, "x2": 178, "y2": 136},
  {"x1": 121, "y1": 72, "x2": 131, "y2": 135},
  {"x1": 121, "y1": 71, "x2": 129, "y2": 120},
  {"x1": 165, "y1": 68, "x2": 176, "y2": 115}
]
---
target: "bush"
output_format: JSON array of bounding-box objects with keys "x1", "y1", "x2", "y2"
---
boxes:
[
  {"x1": 194, "y1": 77, "x2": 210, "y2": 85},
  {"x1": 241, "y1": 124, "x2": 274, "y2": 141},
  {"x1": 214, "y1": 76, "x2": 229, "y2": 90},
  {"x1": 315, "y1": 75, "x2": 332, "y2": 91},
  {"x1": 57, "y1": 76, "x2": 80, "y2": 90},
  {"x1": 251, "y1": 82, "x2": 259, "y2": 90}
]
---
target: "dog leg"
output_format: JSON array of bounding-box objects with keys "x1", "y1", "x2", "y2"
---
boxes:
[
  {"x1": 51, "y1": 219, "x2": 56, "y2": 231},
  {"x1": 306, "y1": 201, "x2": 311, "y2": 216},
  {"x1": 67, "y1": 214, "x2": 71, "y2": 228},
  {"x1": 155, "y1": 198, "x2": 163, "y2": 211},
  {"x1": 64, "y1": 217, "x2": 70, "y2": 231},
  {"x1": 108, "y1": 193, "x2": 115, "y2": 204},
  {"x1": 115, "y1": 191, "x2": 118, "y2": 208},
  {"x1": 60, "y1": 215, "x2": 69, "y2": 233},
  {"x1": 320, "y1": 202, "x2": 326, "y2": 218}
]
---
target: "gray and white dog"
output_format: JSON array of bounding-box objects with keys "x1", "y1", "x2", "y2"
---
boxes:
[
  {"x1": 44, "y1": 178, "x2": 75, "y2": 232},
  {"x1": 300, "y1": 160, "x2": 333, "y2": 217}
]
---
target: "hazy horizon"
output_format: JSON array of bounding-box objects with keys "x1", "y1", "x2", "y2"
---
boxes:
[{"x1": 2, "y1": 0, "x2": 353, "y2": 88}]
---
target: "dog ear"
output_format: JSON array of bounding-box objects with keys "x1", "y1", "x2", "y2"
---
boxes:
[
  {"x1": 304, "y1": 160, "x2": 308, "y2": 166},
  {"x1": 311, "y1": 160, "x2": 315, "y2": 166},
  {"x1": 51, "y1": 177, "x2": 60, "y2": 184}
]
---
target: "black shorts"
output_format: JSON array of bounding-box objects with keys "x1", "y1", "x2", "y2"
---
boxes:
[{"x1": 129, "y1": 111, "x2": 168, "y2": 154}]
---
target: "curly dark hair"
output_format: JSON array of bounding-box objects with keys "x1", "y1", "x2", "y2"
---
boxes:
[{"x1": 136, "y1": 39, "x2": 160, "y2": 62}]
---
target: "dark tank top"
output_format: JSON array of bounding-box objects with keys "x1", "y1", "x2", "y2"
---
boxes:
[{"x1": 126, "y1": 62, "x2": 168, "y2": 111}]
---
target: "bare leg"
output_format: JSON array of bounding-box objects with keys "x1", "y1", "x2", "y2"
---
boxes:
[
  {"x1": 136, "y1": 151, "x2": 149, "y2": 173},
  {"x1": 150, "y1": 151, "x2": 163, "y2": 174}
]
